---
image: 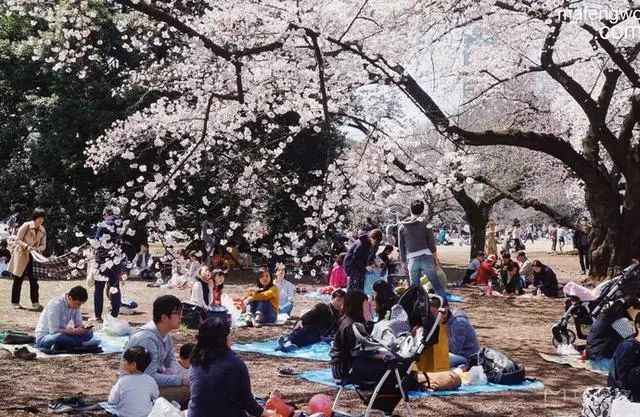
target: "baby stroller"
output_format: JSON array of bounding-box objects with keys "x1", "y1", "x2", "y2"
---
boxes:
[
  {"x1": 332, "y1": 286, "x2": 443, "y2": 417},
  {"x1": 551, "y1": 262, "x2": 640, "y2": 347}
]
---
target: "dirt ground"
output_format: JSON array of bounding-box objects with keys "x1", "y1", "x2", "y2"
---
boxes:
[{"x1": 0, "y1": 240, "x2": 604, "y2": 416}]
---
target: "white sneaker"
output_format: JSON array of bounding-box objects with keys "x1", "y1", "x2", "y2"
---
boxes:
[{"x1": 12, "y1": 304, "x2": 21, "y2": 310}]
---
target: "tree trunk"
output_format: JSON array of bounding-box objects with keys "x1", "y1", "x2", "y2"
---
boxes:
[
  {"x1": 469, "y1": 216, "x2": 489, "y2": 259},
  {"x1": 586, "y1": 181, "x2": 640, "y2": 277},
  {"x1": 450, "y1": 188, "x2": 492, "y2": 260}
]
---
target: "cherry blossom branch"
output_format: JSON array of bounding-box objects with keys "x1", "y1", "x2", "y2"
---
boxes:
[{"x1": 338, "y1": 0, "x2": 370, "y2": 42}]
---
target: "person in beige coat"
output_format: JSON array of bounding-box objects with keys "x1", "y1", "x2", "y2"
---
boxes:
[{"x1": 9, "y1": 208, "x2": 46, "y2": 311}]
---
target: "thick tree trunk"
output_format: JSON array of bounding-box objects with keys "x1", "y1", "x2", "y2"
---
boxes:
[
  {"x1": 450, "y1": 188, "x2": 492, "y2": 260},
  {"x1": 586, "y1": 182, "x2": 640, "y2": 277}
]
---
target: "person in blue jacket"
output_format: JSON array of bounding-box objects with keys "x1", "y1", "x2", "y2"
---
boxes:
[{"x1": 608, "y1": 313, "x2": 640, "y2": 402}]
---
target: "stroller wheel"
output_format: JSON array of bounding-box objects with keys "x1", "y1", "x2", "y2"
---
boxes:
[{"x1": 552, "y1": 328, "x2": 576, "y2": 347}]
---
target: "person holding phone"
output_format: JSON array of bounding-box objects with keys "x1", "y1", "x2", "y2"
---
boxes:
[{"x1": 35, "y1": 286, "x2": 98, "y2": 351}]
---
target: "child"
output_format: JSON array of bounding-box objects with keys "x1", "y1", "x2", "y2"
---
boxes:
[
  {"x1": 109, "y1": 346, "x2": 159, "y2": 417},
  {"x1": 329, "y1": 253, "x2": 348, "y2": 288},
  {"x1": 178, "y1": 343, "x2": 194, "y2": 380}
]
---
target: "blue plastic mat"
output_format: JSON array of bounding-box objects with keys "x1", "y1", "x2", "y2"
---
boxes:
[
  {"x1": 299, "y1": 369, "x2": 545, "y2": 397},
  {"x1": 0, "y1": 331, "x2": 128, "y2": 358},
  {"x1": 232, "y1": 339, "x2": 331, "y2": 361}
]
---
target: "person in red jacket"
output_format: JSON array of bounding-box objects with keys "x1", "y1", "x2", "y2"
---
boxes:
[{"x1": 473, "y1": 255, "x2": 498, "y2": 286}]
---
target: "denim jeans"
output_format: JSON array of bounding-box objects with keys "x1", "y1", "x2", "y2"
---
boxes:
[
  {"x1": 37, "y1": 331, "x2": 94, "y2": 350},
  {"x1": 449, "y1": 353, "x2": 468, "y2": 368},
  {"x1": 408, "y1": 254, "x2": 446, "y2": 297},
  {"x1": 279, "y1": 302, "x2": 294, "y2": 316},
  {"x1": 249, "y1": 300, "x2": 277, "y2": 323},
  {"x1": 94, "y1": 266, "x2": 121, "y2": 319}
]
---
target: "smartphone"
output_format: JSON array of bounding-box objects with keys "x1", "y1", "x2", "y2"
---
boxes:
[{"x1": 84, "y1": 324, "x2": 94, "y2": 329}]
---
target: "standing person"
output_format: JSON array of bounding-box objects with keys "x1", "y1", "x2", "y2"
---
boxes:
[
  {"x1": 329, "y1": 253, "x2": 348, "y2": 288},
  {"x1": 9, "y1": 208, "x2": 46, "y2": 311},
  {"x1": 549, "y1": 224, "x2": 558, "y2": 252},
  {"x1": 123, "y1": 295, "x2": 190, "y2": 407},
  {"x1": 574, "y1": 217, "x2": 591, "y2": 275},
  {"x1": 344, "y1": 229, "x2": 382, "y2": 291},
  {"x1": 274, "y1": 263, "x2": 295, "y2": 315},
  {"x1": 94, "y1": 206, "x2": 125, "y2": 322},
  {"x1": 511, "y1": 220, "x2": 523, "y2": 252},
  {"x1": 397, "y1": 200, "x2": 444, "y2": 298},
  {"x1": 188, "y1": 318, "x2": 277, "y2": 417},
  {"x1": 557, "y1": 226, "x2": 566, "y2": 252},
  {"x1": 485, "y1": 220, "x2": 498, "y2": 257}
]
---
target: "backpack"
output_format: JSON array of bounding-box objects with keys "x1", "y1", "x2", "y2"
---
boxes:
[
  {"x1": 468, "y1": 347, "x2": 525, "y2": 385},
  {"x1": 582, "y1": 387, "x2": 630, "y2": 417}
]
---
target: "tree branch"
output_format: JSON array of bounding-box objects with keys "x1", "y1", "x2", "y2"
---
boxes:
[{"x1": 582, "y1": 24, "x2": 640, "y2": 88}]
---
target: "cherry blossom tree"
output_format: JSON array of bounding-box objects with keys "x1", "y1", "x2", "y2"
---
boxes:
[{"x1": 8, "y1": 0, "x2": 640, "y2": 276}]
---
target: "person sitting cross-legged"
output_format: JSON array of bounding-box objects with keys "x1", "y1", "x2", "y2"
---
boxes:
[
  {"x1": 276, "y1": 289, "x2": 345, "y2": 352},
  {"x1": 35, "y1": 286, "x2": 97, "y2": 351},
  {"x1": 123, "y1": 295, "x2": 190, "y2": 408}
]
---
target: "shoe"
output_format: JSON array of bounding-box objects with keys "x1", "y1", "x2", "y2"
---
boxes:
[
  {"x1": 275, "y1": 336, "x2": 285, "y2": 351},
  {"x1": 277, "y1": 367, "x2": 300, "y2": 377},
  {"x1": 12, "y1": 304, "x2": 21, "y2": 310},
  {"x1": 48, "y1": 395, "x2": 100, "y2": 413},
  {"x1": 580, "y1": 271, "x2": 586, "y2": 275},
  {"x1": 89, "y1": 317, "x2": 103, "y2": 324},
  {"x1": 254, "y1": 313, "x2": 264, "y2": 328},
  {"x1": 0, "y1": 348, "x2": 13, "y2": 359},
  {"x1": 243, "y1": 313, "x2": 254, "y2": 327},
  {"x1": 280, "y1": 342, "x2": 298, "y2": 352},
  {"x1": 31, "y1": 303, "x2": 44, "y2": 312},
  {"x1": 82, "y1": 339, "x2": 101, "y2": 347},
  {"x1": 14, "y1": 347, "x2": 36, "y2": 360}
]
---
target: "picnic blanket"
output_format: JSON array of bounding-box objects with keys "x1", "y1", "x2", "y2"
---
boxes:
[
  {"x1": 300, "y1": 368, "x2": 545, "y2": 397},
  {"x1": 232, "y1": 339, "x2": 331, "y2": 361},
  {"x1": 0, "y1": 331, "x2": 129, "y2": 359},
  {"x1": 31, "y1": 243, "x2": 90, "y2": 281},
  {"x1": 538, "y1": 352, "x2": 611, "y2": 375},
  {"x1": 234, "y1": 313, "x2": 290, "y2": 328},
  {"x1": 304, "y1": 291, "x2": 465, "y2": 304}
]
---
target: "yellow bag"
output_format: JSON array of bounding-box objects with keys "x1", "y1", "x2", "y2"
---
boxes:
[{"x1": 415, "y1": 323, "x2": 449, "y2": 373}]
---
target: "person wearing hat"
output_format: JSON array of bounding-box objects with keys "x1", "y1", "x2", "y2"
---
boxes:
[
  {"x1": 188, "y1": 318, "x2": 277, "y2": 417},
  {"x1": 472, "y1": 254, "x2": 498, "y2": 286}
]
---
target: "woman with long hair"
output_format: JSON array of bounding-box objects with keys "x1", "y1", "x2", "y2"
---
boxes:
[
  {"x1": 210, "y1": 269, "x2": 225, "y2": 306},
  {"x1": 243, "y1": 267, "x2": 279, "y2": 326},
  {"x1": 188, "y1": 318, "x2": 276, "y2": 417},
  {"x1": 372, "y1": 280, "x2": 398, "y2": 321},
  {"x1": 187, "y1": 266, "x2": 212, "y2": 309},
  {"x1": 485, "y1": 220, "x2": 498, "y2": 257},
  {"x1": 330, "y1": 289, "x2": 407, "y2": 415},
  {"x1": 531, "y1": 260, "x2": 559, "y2": 297}
]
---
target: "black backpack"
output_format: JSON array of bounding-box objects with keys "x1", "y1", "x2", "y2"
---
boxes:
[{"x1": 469, "y1": 347, "x2": 526, "y2": 385}]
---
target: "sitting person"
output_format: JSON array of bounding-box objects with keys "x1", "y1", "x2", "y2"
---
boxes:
[
  {"x1": 372, "y1": 280, "x2": 398, "y2": 321},
  {"x1": 608, "y1": 313, "x2": 640, "y2": 402},
  {"x1": 210, "y1": 269, "x2": 225, "y2": 306},
  {"x1": 587, "y1": 296, "x2": 640, "y2": 361},
  {"x1": 532, "y1": 260, "x2": 559, "y2": 297},
  {"x1": 188, "y1": 318, "x2": 277, "y2": 417},
  {"x1": 516, "y1": 250, "x2": 533, "y2": 286},
  {"x1": 109, "y1": 346, "x2": 159, "y2": 417},
  {"x1": 329, "y1": 253, "x2": 348, "y2": 289},
  {"x1": 274, "y1": 263, "x2": 295, "y2": 315},
  {"x1": 499, "y1": 262, "x2": 525, "y2": 295},
  {"x1": 35, "y1": 286, "x2": 96, "y2": 351},
  {"x1": 166, "y1": 251, "x2": 200, "y2": 289},
  {"x1": 187, "y1": 266, "x2": 212, "y2": 309},
  {"x1": 378, "y1": 244, "x2": 395, "y2": 282},
  {"x1": 330, "y1": 289, "x2": 407, "y2": 415},
  {"x1": 243, "y1": 268, "x2": 279, "y2": 326},
  {"x1": 178, "y1": 343, "x2": 194, "y2": 380},
  {"x1": 363, "y1": 256, "x2": 382, "y2": 297},
  {"x1": 446, "y1": 307, "x2": 481, "y2": 367},
  {"x1": 276, "y1": 289, "x2": 345, "y2": 351},
  {"x1": 0, "y1": 239, "x2": 10, "y2": 276},
  {"x1": 473, "y1": 255, "x2": 498, "y2": 286},
  {"x1": 123, "y1": 295, "x2": 190, "y2": 408},
  {"x1": 130, "y1": 243, "x2": 153, "y2": 279},
  {"x1": 460, "y1": 251, "x2": 485, "y2": 286}
]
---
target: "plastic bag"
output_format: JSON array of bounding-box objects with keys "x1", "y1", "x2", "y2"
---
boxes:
[
  {"x1": 148, "y1": 397, "x2": 183, "y2": 417},
  {"x1": 557, "y1": 343, "x2": 581, "y2": 356},
  {"x1": 611, "y1": 396, "x2": 640, "y2": 417},
  {"x1": 459, "y1": 366, "x2": 488, "y2": 386},
  {"x1": 221, "y1": 294, "x2": 241, "y2": 324},
  {"x1": 102, "y1": 315, "x2": 132, "y2": 336}
]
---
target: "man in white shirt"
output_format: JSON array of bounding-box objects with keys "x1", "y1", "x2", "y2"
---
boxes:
[{"x1": 35, "y1": 286, "x2": 95, "y2": 350}]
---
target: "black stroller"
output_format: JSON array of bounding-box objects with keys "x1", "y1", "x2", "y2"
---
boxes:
[
  {"x1": 551, "y1": 262, "x2": 640, "y2": 347},
  {"x1": 331, "y1": 286, "x2": 443, "y2": 417}
]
